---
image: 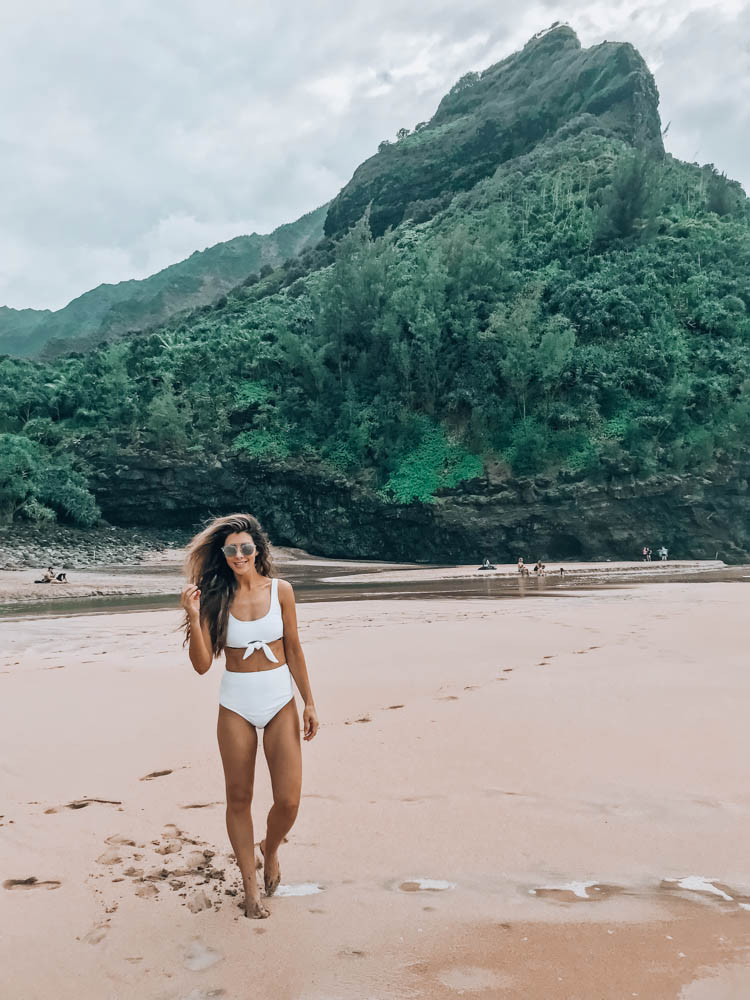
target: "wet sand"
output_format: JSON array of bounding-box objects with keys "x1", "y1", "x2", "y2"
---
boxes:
[
  {"x1": 0, "y1": 556, "x2": 731, "y2": 613},
  {"x1": 1, "y1": 580, "x2": 749, "y2": 998},
  {"x1": 0, "y1": 546, "x2": 417, "y2": 608}
]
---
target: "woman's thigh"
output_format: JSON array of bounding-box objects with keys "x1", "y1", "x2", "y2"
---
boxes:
[
  {"x1": 217, "y1": 706, "x2": 258, "y2": 802},
  {"x1": 262, "y1": 697, "x2": 302, "y2": 805}
]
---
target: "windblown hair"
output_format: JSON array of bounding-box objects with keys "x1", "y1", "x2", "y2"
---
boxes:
[{"x1": 181, "y1": 512, "x2": 275, "y2": 657}]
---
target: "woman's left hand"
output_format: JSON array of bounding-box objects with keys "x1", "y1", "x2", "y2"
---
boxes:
[{"x1": 303, "y1": 705, "x2": 319, "y2": 741}]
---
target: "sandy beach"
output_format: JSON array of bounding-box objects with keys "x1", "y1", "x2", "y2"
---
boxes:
[{"x1": 2, "y1": 577, "x2": 749, "y2": 998}]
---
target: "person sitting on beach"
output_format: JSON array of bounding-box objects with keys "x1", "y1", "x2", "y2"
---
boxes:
[
  {"x1": 34, "y1": 566, "x2": 55, "y2": 584},
  {"x1": 517, "y1": 557, "x2": 525, "y2": 574},
  {"x1": 520, "y1": 564, "x2": 530, "y2": 577},
  {"x1": 55, "y1": 571, "x2": 68, "y2": 583},
  {"x1": 180, "y1": 512, "x2": 319, "y2": 920},
  {"x1": 479, "y1": 557, "x2": 496, "y2": 570},
  {"x1": 533, "y1": 560, "x2": 545, "y2": 576}
]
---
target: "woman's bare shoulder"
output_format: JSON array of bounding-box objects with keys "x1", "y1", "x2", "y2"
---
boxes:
[{"x1": 276, "y1": 577, "x2": 296, "y2": 598}]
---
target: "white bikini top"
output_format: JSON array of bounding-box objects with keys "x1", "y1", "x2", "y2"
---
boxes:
[{"x1": 226, "y1": 577, "x2": 284, "y2": 662}]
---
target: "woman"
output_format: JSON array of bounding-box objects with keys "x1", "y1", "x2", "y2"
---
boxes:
[{"x1": 180, "y1": 513, "x2": 319, "y2": 919}]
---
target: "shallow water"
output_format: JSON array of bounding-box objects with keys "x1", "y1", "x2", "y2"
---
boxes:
[{"x1": 1, "y1": 560, "x2": 747, "y2": 621}]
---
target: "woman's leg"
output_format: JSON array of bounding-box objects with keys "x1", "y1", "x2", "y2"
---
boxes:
[
  {"x1": 260, "y1": 697, "x2": 302, "y2": 894},
  {"x1": 217, "y1": 705, "x2": 269, "y2": 918}
]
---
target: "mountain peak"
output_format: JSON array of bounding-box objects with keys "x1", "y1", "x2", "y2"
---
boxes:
[{"x1": 324, "y1": 25, "x2": 662, "y2": 240}]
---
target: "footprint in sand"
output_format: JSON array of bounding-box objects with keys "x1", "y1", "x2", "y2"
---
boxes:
[
  {"x1": 436, "y1": 695, "x2": 459, "y2": 701},
  {"x1": 135, "y1": 883, "x2": 159, "y2": 899},
  {"x1": 183, "y1": 939, "x2": 223, "y2": 972},
  {"x1": 188, "y1": 889, "x2": 213, "y2": 912},
  {"x1": 437, "y1": 967, "x2": 514, "y2": 992},
  {"x1": 82, "y1": 923, "x2": 110, "y2": 945},
  {"x1": 386, "y1": 704, "x2": 405, "y2": 710},
  {"x1": 181, "y1": 802, "x2": 222, "y2": 810},
  {"x1": 660, "y1": 876, "x2": 750, "y2": 910},
  {"x1": 396, "y1": 878, "x2": 455, "y2": 893},
  {"x1": 140, "y1": 769, "x2": 173, "y2": 781},
  {"x1": 103, "y1": 824, "x2": 227, "y2": 909},
  {"x1": 528, "y1": 881, "x2": 623, "y2": 902},
  {"x1": 155, "y1": 839, "x2": 183, "y2": 856},
  {"x1": 45, "y1": 798, "x2": 122, "y2": 813},
  {"x1": 3, "y1": 876, "x2": 62, "y2": 890},
  {"x1": 96, "y1": 848, "x2": 124, "y2": 866},
  {"x1": 344, "y1": 716, "x2": 371, "y2": 725},
  {"x1": 181, "y1": 989, "x2": 226, "y2": 1000},
  {"x1": 274, "y1": 883, "x2": 324, "y2": 897}
]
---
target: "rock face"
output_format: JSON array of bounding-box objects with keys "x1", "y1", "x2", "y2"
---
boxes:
[
  {"x1": 324, "y1": 24, "x2": 663, "y2": 240},
  {"x1": 86, "y1": 450, "x2": 750, "y2": 563},
  {"x1": 0, "y1": 522, "x2": 187, "y2": 570}
]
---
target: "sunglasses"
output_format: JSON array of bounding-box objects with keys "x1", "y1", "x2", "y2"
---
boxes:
[{"x1": 221, "y1": 542, "x2": 256, "y2": 557}]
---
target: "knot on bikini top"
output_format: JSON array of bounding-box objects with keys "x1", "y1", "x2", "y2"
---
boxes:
[{"x1": 241, "y1": 640, "x2": 279, "y2": 663}]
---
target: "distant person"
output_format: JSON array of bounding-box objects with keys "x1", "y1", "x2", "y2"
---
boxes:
[
  {"x1": 517, "y1": 557, "x2": 525, "y2": 574},
  {"x1": 180, "y1": 512, "x2": 319, "y2": 920},
  {"x1": 479, "y1": 558, "x2": 496, "y2": 570},
  {"x1": 520, "y1": 564, "x2": 530, "y2": 577},
  {"x1": 560, "y1": 567, "x2": 565, "y2": 576},
  {"x1": 647, "y1": 547, "x2": 652, "y2": 562},
  {"x1": 34, "y1": 566, "x2": 55, "y2": 584},
  {"x1": 55, "y1": 571, "x2": 69, "y2": 582},
  {"x1": 533, "y1": 561, "x2": 545, "y2": 577},
  {"x1": 659, "y1": 546, "x2": 668, "y2": 562},
  {"x1": 642, "y1": 546, "x2": 648, "y2": 562}
]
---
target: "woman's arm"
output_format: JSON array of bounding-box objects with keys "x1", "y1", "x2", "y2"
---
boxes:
[
  {"x1": 278, "y1": 579, "x2": 319, "y2": 740},
  {"x1": 181, "y1": 584, "x2": 213, "y2": 675}
]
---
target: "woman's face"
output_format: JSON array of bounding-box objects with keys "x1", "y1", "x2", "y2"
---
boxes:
[{"x1": 222, "y1": 530, "x2": 257, "y2": 575}]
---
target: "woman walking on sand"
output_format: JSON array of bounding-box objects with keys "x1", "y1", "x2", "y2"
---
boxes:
[{"x1": 180, "y1": 513, "x2": 319, "y2": 919}]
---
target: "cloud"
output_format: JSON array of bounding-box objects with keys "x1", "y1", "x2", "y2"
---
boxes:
[{"x1": 0, "y1": 0, "x2": 747, "y2": 310}]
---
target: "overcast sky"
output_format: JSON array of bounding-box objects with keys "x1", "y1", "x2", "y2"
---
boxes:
[{"x1": 2, "y1": 0, "x2": 748, "y2": 311}]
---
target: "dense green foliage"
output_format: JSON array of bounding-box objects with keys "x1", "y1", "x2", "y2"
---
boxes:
[
  {"x1": 1, "y1": 26, "x2": 748, "y2": 530},
  {"x1": 0, "y1": 205, "x2": 327, "y2": 358}
]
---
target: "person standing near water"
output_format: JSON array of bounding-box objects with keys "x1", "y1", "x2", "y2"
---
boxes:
[{"x1": 180, "y1": 512, "x2": 319, "y2": 919}]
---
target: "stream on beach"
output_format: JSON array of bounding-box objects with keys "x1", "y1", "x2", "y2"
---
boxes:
[{"x1": 1, "y1": 557, "x2": 748, "y2": 620}]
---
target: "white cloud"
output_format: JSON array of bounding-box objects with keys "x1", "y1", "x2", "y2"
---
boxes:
[{"x1": 0, "y1": 0, "x2": 747, "y2": 310}]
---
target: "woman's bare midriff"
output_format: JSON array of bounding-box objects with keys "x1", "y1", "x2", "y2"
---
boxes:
[{"x1": 224, "y1": 638, "x2": 287, "y2": 673}]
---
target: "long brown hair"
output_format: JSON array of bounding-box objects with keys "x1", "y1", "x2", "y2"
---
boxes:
[{"x1": 181, "y1": 512, "x2": 275, "y2": 657}]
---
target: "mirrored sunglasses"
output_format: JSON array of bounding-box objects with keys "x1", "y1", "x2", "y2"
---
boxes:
[{"x1": 221, "y1": 542, "x2": 256, "y2": 557}]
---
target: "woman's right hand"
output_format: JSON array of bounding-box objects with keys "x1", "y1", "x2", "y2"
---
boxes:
[{"x1": 180, "y1": 583, "x2": 201, "y2": 619}]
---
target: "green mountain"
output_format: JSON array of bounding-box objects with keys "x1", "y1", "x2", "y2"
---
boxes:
[
  {"x1": 325, "y1": 23, "x2": 663, "y2": 239},
  {"x1": 1, "y1": 24, "x2": 749, "y2": 562},
  {"x1": 0, "y1": 204, "x2": 327, "y2": 358}
]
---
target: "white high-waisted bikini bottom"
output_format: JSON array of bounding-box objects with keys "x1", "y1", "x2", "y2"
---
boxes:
[{"x1": 219, "y1": 664, "x2": 294, "y2": 729}]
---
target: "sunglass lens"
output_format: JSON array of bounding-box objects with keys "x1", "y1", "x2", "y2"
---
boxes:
[{"x1": 222, "y1": 543, "x2": 255, "y2": 557}]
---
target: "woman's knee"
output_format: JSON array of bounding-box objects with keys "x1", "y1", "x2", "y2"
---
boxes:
[
  {"x1": 274, "y1": 793, "x2": 299, "y2": 819},
  {"x1": 226, "y1": 783, "x2": 254, "y2": 811}
]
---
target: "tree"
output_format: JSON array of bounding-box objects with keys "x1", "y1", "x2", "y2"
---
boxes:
[
  {"x1": 706, "y1": 167, "x2": 733, "y2": 216},
  {"x1": 594, "y1": 151, "x2": 661, "y2": 248}
]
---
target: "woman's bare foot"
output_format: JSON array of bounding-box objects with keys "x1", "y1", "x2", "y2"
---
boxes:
[
  {"x1": 258, "y1": 839, "x2": 281, "y2": 897},
  {"x1": 243, "y1": 875, "x2": 270, "y2": 919}
]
